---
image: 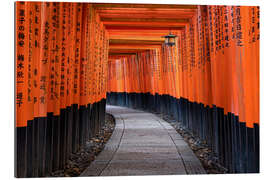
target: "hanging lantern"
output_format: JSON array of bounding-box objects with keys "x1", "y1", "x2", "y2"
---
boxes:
[{"x1": 163, "y1": 33, "x2": 177, "y2": 46}]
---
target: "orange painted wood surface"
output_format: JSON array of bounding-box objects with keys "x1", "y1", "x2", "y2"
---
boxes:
[{"x1": 16, "y1": 3, "x2": 259, "y2": 129}]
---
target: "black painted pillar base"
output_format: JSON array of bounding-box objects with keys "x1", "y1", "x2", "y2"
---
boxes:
[{"x1": 15, "y1": 127, "x2": 27, "y2": 178}]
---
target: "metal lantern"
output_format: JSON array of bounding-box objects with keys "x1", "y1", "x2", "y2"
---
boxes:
[{"x1": 163, "y1": 33, "x2": 177, "y2": 46}]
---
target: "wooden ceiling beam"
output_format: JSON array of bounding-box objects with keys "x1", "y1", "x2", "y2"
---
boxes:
[
  {"x1": 108, "y1": 30, "x2": 181, "y2": 40},
  {"x1": 107, "y1": 29, "x2": 180, "y2": 34},
  {"x1": 109, "y1": 49, "x2": 147, "y2": 53},
  {"x1": 108, "y1": 34, "x2": 168, "y2": 38},
  {"x1": 99, "y1": 13, "x2": 194, "y2": 19},
  {"x1": 105, "y1": 26, "x2": 184, "y2": 30},
  {"x1": 108, "y1": 33, "x2": 178, "y2": 37},
  {"x1": 97, "y1": 9, "x2": 196, "y2": 13},
  {"x1": 93, "y1": 3, "x2": 197, "y2": 9},
  {"x1": 108, "y1": 56, "x2": 135, "y2": 61},
  {"x1": 95, "y1": 3, "x2": 191, "y2": 55},
  {"x1": 102, "y1": 21, "x2": 187, "y2": 26},
  {"x1": 109, "y1": 44, "x2": 161, "y2": 50},
  {"x1": 109, "y1": 39, "x2": 164, "y2": 45},
  {"x1": 109, "y1": 52, "x2": 137, "y2": 56},
  {"x1": 109, "y1": 36, "x2": 165, "y2": 41},
  {"x1": 101, "y1": 18, "x2": 189, "y2": 23}
]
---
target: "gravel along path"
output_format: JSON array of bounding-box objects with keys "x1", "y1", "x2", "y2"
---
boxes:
[{"x1": 50, "y1": 113, "x2": 115, "y2": 177}]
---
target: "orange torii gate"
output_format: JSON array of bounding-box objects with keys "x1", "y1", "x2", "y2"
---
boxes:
[
  {"x1": 16, "y1": 2, "x2": 259, "y2": 177},
  {"x1": 16, "y1": 2, "x2": 109, "y2": 177},
  {"x1": 106, "y1": 5, "x2": 259, "y2": 174}
]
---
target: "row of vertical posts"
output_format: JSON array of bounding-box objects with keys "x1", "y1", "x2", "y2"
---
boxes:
[
  {"x1": 15, "y1": 2, "x2": 109, "y2": 177},
  {"x1": 107, "y1": 5, "x2": 259, "y2": 173}
]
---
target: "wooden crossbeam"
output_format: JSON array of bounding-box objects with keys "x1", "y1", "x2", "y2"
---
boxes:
[
  {"x1": 109, "y1": 36, "x2": 165, "y2": 41},
  {"x1": 109, "y1": 39, "x2": 164, "y2": 45},
  {"x1": 97, "y1": 9, "x2": 196, "y2": 14},
  {"x1": 109, "y1": 52, "x2": 137, "y2": 56},
  {"x1": 95, "y1": 3, "x2": 191, "y2": 56},
  {"x1": 108, "y1": 29, "x2": 180, "y2": 34},
  {"x1": 103, "y1": 21, "x2": 187, "y2": 26},
  {"x1": 101, "y1": 18, "x2": 189, "y2": 23},
  {"x1": 105, "y1": 26, "x2": 184, "y2": 30},
  {"x1": 99, "y1": 13, "x2": 194, "y2": 19},
  {"x1": 109, "y1": 49, "x2": 147, "y2": 53},
  {"x1": 93, "y1": 3, "x2": 197, "y2": 9},
  {"x1": 110, "y1": 44, "x2": 161, "y2": 50}
]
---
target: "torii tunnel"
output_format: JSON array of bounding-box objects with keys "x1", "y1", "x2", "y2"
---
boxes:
[{"x1": 15, "y1": 2, "x2": 259, "y2": 177}]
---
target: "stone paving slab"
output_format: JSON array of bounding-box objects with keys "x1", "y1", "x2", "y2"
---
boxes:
[
  {"x1": 81, "y1": 105, "x2": 206, "y2": 176},
  {"x1": 113, "y1": 148, "x2": 181, "y2": 161},
  {"x1": 101, "y1": 159, "x2": 187, "y2": 176}
]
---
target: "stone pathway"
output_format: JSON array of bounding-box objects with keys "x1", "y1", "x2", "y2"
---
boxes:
[{"x1": 81, "y1": 105, "x2": 206, "y2": 176}]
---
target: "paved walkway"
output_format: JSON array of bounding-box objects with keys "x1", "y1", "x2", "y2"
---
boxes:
[{"x1": 81, "y1": 105, "x2": 205, "y2": 176}]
